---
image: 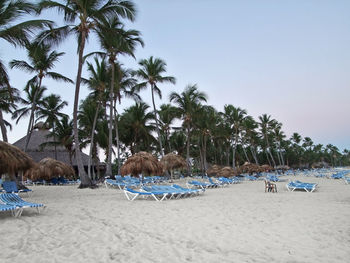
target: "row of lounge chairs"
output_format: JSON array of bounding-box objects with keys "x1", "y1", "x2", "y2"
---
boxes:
[
  {"x1": 124, "y1": 184, "x2": 204, "y2": 201},
  {"x1": 0, "y1": 193, "x2": 45, "y2": 217}
]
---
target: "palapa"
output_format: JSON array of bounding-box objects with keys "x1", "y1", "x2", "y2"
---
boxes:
[
  {"x1": 0, "y1": 141, "x2": 36, "y2": 175},
  {"x1": 161, "y1": 153, "x2": 187, "y2": 171},
  {"x1": 207, "y1": 165, "x2": 221, "y2": 176},
  {"x1": 260, "y1": 164, "x2": 274, "y2": 172},
  {"x1": 121, "y1": 152, "x2": 163, "y2": 176},
  {"x1": 238, "y1": 162, "x2": 261, "y2": 174},
  {"x1": 217, "y1": 166, "x2": 236, "y2": 178},
  {"x1": 161, "y1": 153, "x2": 187, "y2": 180},
  {"x1": 25, "y1": 158, "x2": 75, "y2": 181}
]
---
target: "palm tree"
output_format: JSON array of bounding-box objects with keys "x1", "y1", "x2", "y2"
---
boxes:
[
  {"x1": 82, "y1": 57, "x2": 109, "y2": 179},
  {"x1": 78, "y1": 96, "x2": 106, "y2": 179},
  {"x1": 36, "y1": 94, "x2": 68, "y2": 159},
  {"x1": 258, "y1": 114, "x2": 276, "y2": 167},
  {"x1": 0, "y1": 86, "x2": 20, "y2": 141},
  {"x1": 45, "y1": 115, "x2": 74, "y2": 165},
  {"x1": 169, "y1": 84, "x2": 207, "y2": 175},
  {"x1": 12, "y1": 84, "x2": 47, "y2": 146},
  {"x1": 9, "y1": 41, "x2": 72, "y2": 151},
  {"x1": 94, "y1": 16, "x2": 143, "y2": 176},
  {"x1": 221, "y1": 105, "x2": 247, "y2": 169},
  {"x1": 0, "y1": 0, "x2": 51, "y2": 92},
  {"x1": 242, "y1": 116, "x2": 259, "y2": 165},
  {"x1": 38, "y1": 0, "x2": 136, "y2": 187},
  {"x1": 134, "y1": 56, "x2": 176, "y2": 157},
  {"x1": 158, "y1": 104, "x2": 178, "y2": 154},
  {"x1": 119, "y1": 102, "x2": 156, "y2": 154}
]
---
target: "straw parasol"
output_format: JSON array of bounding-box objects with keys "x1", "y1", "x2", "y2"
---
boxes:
[
  {"x1": 238, "y1": 162, "x2": 261, "y2": 174},
  {"x1": 25, "y1": 158, "x2": 75, "y2": 181},
  {"x1": 207, "y1": 164, "x2": 221, "y2": 176},
  {"x1": 161, "y1": 153, "x2": 186, "y2": 180},
  {"x1": 260, "y1": 164, "x2": 274, "y2": 172},
  {"x1": 217, "y1": 166, "x2": 237, "y2": 178},
  {"x1": 0, "y1": 141, "x2": 36, "y2": 175},
  {"x1": 121, "y1": 152, "x2": 163, "y2": 176}
]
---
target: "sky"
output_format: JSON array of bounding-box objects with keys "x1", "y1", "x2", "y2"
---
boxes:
[{"x1": 2, "y1": 0, "x2": 350, "y2": 151}]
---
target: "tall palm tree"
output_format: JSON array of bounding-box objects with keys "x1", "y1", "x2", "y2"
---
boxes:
[
  {"x1": 258, "y1": 114, "x2": 276, "y2": 167},
  {"x1": 94, "y1": 16, "x2": 143, "y2": 176},
  {"x1": 0, "y1": 0, "x2": 51, "y2": 92},
  {"x1": 242, "y1": 115, "x2": 259, "y2": 165},
  {"x1": 82, "y1": 57, "x2": 109, "y2": 179},
  {"x1": 134, "y1": 56, "x2": 176, "y2": 157},
  {"x1": 36, "y1": 94, "x2": 68, "y2": 159},
  {"x1": 38, "y1": 0, "x2": 136, "y2": 187},
  {"x1": 221, "y1": 105, "x2": 247, "y2": 169},
  {"x1": 9, "y1": 41, "x2": 72, "y2": 151},
  {"x1": 169, "y1": 84, "x2": 207, "y2": 175}
]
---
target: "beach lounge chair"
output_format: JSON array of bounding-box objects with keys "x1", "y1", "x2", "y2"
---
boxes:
[
  {"x1": 0, "y1": 202, "x2": 21, "y2": 217},
  {"x1": 286, "y1": 181, "x2": 317, "y2": 193},
  {"x1": 2, "y1": 181, "x2": 32, "y2": 196},
  {"x1": 0, "y1": 193, "x2": 44, "y2": 216},
  {"x1": 344, "y1": 177, "x2": 350, "y2": 185},
  {"x1": 187, "y1": 180, "x2": 211, "y2": 190},
  {"x1": 172, "y1": 184, "x2": 204, "y2": 195},
  {"x1": 123, "y1": 187, "x2": 168, "y2": 201}
]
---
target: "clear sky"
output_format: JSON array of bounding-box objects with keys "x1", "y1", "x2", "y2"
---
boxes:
[{"x1": 2, "y1": 0, "x2": 350, "y2": 151}]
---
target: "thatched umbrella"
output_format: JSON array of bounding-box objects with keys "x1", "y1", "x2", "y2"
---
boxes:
[
  {"x1": 207, "y1": 165, "x2": 221, "y2": 176},
  {"x1": 260, "y1": 164, "x2": 274, "y2": 172},
  {"x1": 217, "y1": 166, "x2": 237, "y2": 178},
  {"x1": 121, "y1": 152, "x2": 163, "y2": 177},
  {"x1": 239, "y1": 162, "x2": 261, "y2": 174},
  {"x1": 25, "y1": 158, "x2": 75, "y2": 181},
  {"x1": 161, "y1": 153, "x2": 186, "y2": 180},
  {"x1": 0, "y1": 141, "x2": 36, "y2": 176}
]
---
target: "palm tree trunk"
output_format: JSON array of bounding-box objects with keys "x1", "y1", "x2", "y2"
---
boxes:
[
  {"x1": 106, "y1": 60, "x2": 115, "y2": 177},
  {"x1": 74, "y1": 30, "x2": 91, "y2": 188},
  {"x1": 0, "y1": 111, "x2": 8, "y2": 142},
  {"x1": 186, "y1": 123, "x2": 191, "y2": 175},
  {"x1": 114, "y1": 106, "x2": 121, "y2": 175},
  {"x1": 25, "y1": 78, "x2": 42, "y2": 152},
  {"x1": 53, "y1": 122, "x2": 57, "y2": 160},
  {"x1": 151, "y1": 84, "x2": 164, "y2": 157},
  {"x1": 242, "y1": 145, "x2": 250, "y2": 163},
  {"x1": 250, "y1": 146, "x2": 259, "y2": 165},
  {"x1": 88, "y1": 102, "x2": 100, "y2": 179},
  {"x1": 203, "y1": 134, "x2": 208, "y2": 172}
]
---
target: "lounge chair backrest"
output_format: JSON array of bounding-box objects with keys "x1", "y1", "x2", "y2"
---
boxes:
[{"x1": 2, "y1": 181, "x2": 18, "y2": 193}]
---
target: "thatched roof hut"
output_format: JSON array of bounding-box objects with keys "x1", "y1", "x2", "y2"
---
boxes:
[
  {"x1": 161, "y1": 153, "x2": 187, "y2": 172},
  {"x1": 207, "y1": 165, "x2": 221, "y2": 176},
  {"x1": 13, "y1": 127, "x2": 104, "y2": 174},
  {"x1": 0, "y1": 141, "x2": 36, "y2": 175},
  {"x1": 217, "y1": 166, "x2": 236, "y2": 178},
  {"x1": 25, "y1": 158, "x2": 75, "y2": 181},
  {"x1": 121, "y1": 152, "x2": 163, "y2": 176}
]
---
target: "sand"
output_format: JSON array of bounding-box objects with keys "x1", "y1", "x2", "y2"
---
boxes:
[{"x1": 1, "y1": 175, "x2": 350, "y2": 263}]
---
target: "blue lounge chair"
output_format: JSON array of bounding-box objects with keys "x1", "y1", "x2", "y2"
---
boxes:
[
  {"x1": 0, "y1": 193, "x2": 44, "y2": 216},
  {"x1": 2, "y1": 181, "x2": 32, "y2": 196},
  {"x1": 172, "y1": 184, "x2": 204, "y2": 195},
  {"x1": 123, "y1": 187, "x2": 168, "y2": 201},
  {"x1": 0, "y1": 202, "x2": 21, "y2": 217},
  {"x1": 286, "y1": 181, "x2": 317, "y2": 192},
  {"x1": 344, "y1": 177, "x2": 350, "y2": 184},
  {"x1": 187, "y1": 180, "x2": 211, "y2": 190}
]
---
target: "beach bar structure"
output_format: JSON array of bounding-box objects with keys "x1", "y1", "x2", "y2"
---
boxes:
[{"x1": 13, "y1": 125, "x2": 104, "y2": 176}]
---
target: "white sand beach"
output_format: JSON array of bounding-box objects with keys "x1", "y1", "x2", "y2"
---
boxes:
[{"x1": 1, "y1": 175, "x2": 350, "y2": 263}]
